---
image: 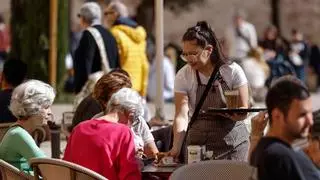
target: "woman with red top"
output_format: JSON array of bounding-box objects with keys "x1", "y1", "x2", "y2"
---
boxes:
[{"x1": 63, "y1": 88, "x2": 142, "y2": 180}]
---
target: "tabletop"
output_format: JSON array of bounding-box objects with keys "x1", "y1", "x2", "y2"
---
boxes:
[
  {"x1": 142, "y1": 164, "x2": 182, "y2": 173},
  {"x1": 142, "y1": 164, "x2": 183, "y2": 180}
]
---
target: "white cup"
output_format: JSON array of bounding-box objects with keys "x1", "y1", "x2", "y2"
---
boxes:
[{"x1": 187, "y1": 145, "x2": 202, "y2": 164}]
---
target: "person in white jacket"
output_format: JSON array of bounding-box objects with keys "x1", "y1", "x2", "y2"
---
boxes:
[{"x1": 225, "y1": 10, "x2": 258, "y2": 59}]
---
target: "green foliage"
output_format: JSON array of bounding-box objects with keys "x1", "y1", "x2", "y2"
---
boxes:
[
  {"x1": 57, "y1": 0, "x2": 68, "y2": 86},
  {"x1": 10, "y1": 0, "x2": 50, "y2": 82}
]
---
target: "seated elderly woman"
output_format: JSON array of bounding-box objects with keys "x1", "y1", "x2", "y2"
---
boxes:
[
  {"x1": 71, "y1": 69, "x2": 158, "y2": 157},
  {"x1": 63, "y1": 88, "x2": 142, "y2": 179},
  {"x1": 0, "y1": 80, "x2": 55, "y2": 172}
]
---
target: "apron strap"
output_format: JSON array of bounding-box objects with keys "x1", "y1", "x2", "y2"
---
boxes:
[
  {"x1": 179, "y1": 63, "x2": 222, "y2": 162},
  {"x1": 189, "y1": 64, "x2": 221, "y2": 129},
  {"x1": 196, "y1": 71, "x2": 202, "y2": 85}
]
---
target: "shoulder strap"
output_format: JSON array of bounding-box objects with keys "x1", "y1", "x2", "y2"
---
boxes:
[
  {"x1": 236, "y1": 27, "x2": 252, "y2": 49},
  {"x1": 195, "y1": 71, "x2": 202, "y2": 85},
  {"x1": 86, "y1": 27, "x2": 110, "y2": 73},
  {"x1": 188, "y1": 64, "x2": 221, "y2": 129},
  {"x1": 179, "y1": 64, "x2": 221, "y2": 157}
]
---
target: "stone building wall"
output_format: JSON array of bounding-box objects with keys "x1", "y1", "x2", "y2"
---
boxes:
[
  {"x1": 1, "y1": 0, "x2": 320, "y2": 44},
  {"x1": 162, "y1": 0, "x2": 271, "y2": 45},
  {"x1": 161, "y1": 0, "x2": 320, "y2": 45},
  {"x1": 123, "y1": 0, "x2": 320, "y2": 45},
  {"x1": 280, "y1": 0, "x2": 320, "y2": 43}
]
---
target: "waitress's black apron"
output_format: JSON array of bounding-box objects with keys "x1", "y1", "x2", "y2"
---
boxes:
[{"x1": 185, "y1": 71, "x2": 249, "y2": 161}]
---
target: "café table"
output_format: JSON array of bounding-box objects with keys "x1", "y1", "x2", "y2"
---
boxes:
[{"x1": 142, "y1": 164, "x2": 183, "y2": 180}]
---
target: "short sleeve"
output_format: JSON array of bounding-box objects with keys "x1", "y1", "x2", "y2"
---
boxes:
[
  {"x1": 231, "y1": 63, "x2": 248, "y2": 89},
  {"x1": 132, "y1": 117, "x2": 154, "y2": 147},
  {"x1": 139, "y1": 119, "x2": 154, "y2": 145},
  {"x1": 174, "y1": 66, "x2": 190, "y2": 94}
]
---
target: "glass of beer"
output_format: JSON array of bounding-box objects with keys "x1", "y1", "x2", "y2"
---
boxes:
[{"x1": 224, "y1": 90, "x2": 240, "y2": 108}]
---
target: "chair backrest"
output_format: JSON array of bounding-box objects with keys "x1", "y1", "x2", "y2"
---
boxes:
[
  {"x1": 61, "y1": 112, "x2": 74, "y2": 138},
  {"x1": 30, "y1": 158, "x2": 108, "y2": 180},
  {"x1": 0, "y1": 160, "x2": 31, "y2": 180},
  {"x1": 0, "y1": 123, "x2": 14, "y2": 142},
  {"x1": 170, "y1": 160, "x2": 257, "y2": 180}
]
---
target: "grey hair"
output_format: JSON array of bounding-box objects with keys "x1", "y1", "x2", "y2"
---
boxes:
[
  {"x1": 109, "y1": 1, "x2": 129, "y2": 18},
  {"x1": 79, "y1": 2, "x2": 102, "y2": 25},
  {"x1": 9, "y1": 80, "x2": 56, "y2": 119},
  {"x1": 106, "y1": 88, "x2": 143, "y2": 120}
]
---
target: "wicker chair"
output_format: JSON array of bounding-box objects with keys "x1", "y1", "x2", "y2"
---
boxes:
[
  {"x1": 0, "y1": 160, "x2": 31, "y2": 180},
  {"x1": 30, "y1": 158, "x2": 108, "y2": 180},
  {"x1": 170, "y1": 160, "x2": 257, "y2": 180}
]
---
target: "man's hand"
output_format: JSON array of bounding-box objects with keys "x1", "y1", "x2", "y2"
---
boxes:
[{"x1": 251, "y1": 111, "x2": 268, "y2": 136}]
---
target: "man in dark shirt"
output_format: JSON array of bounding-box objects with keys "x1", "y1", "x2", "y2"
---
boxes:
[
  {"x1": 0, "y1": 59, "x2": 27, "y2": 122},
  {"x1": 250, "y1": 76, "x2": 315, "y2": 180},
  {"x1": 74, "y1": 2, "x2": 119, "y2": 93}
]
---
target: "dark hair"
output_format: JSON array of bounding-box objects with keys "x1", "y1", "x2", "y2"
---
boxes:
[
  {"x1": 182, "y1": 21, "x2": 226, "y2": 65},
  {"x1": 93, "y1": 68, "x2": 132, "y2": 107},
  {"x1": 266, "y1": 76, "x2": 310, "y2": 124},
  {"x1": 291, "y1": 28, "x2": 299, "y2": 35},
  {"x1": 165, "y1": 43, "x2": 182, "y2": 53},
  {"x1": 3, "y1": 58, "x2": 27, "y2": 87}
]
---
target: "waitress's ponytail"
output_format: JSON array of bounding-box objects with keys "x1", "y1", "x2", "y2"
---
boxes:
[{"x1": 183, "y1": 21, "x2": 226, "y2": 65}]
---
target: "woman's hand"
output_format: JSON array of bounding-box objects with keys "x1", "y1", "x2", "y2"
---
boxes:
[
  {"x1": 136, "y1": 149, "x2": 146, "y2": 159},
  {"x1": 168, "y1": 147, "x2": 180, "y2": 158},
  {"x1": 154, "y1": 147, "x2": 180, "y2": 164},
  {"x1": 304, "y1": 137, "x2": 320, "y2": 168}
]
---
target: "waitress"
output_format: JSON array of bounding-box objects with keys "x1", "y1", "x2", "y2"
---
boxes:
[{"x1": 168, "y1": 21, "x2": 250, "y2": 161}]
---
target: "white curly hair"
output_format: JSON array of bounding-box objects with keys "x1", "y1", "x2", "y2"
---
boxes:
[
  {"x1": 106, "y1": 88, "x2": 144, "y2": 120},
  {"x1": 9, "y1": 80, "x2": 56, "y2": 119}
]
